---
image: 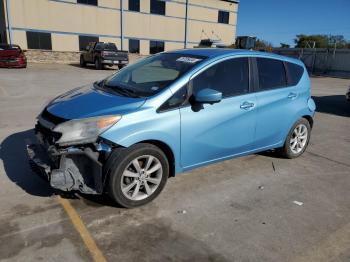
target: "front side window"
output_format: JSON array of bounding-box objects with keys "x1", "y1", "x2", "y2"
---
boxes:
[
  {"x1": 218, "y1": 11, "x2": 229, "y2": 24},
  {"x1": 129, "y1": 0, "x2": 140, "y2": 12},
  {"x1": 256, "y1": 58, "x2": 287, "y2": 90},
  {"x1": 192, "y1": 57, "x2": 249, "y2": 98},
  {"x1": 150, "y1": 0, "x2": 165, "y2": 15},
  {"x1": 100, "y1": 53, "x2": 206, "y2": 97},
  {"x1": 150, "y1": 41, "x2": 164, "y2": 54},
  {"x1": 158, "y1": 86, "x2": 188, "y2": 112},
  {"x1": 26, "y1": 31, "x2": 52, "y2": 50},
  {"x1": 77, "y1": 0, "x2": 98, "y2": 6},
  {"x1": 79, "y1": 36, "x2": 99, "y2": 51},
  {"x1": 129, "y1": 39, "x2": 140, "y2": 53}
]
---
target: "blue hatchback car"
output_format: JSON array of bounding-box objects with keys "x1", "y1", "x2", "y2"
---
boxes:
[{"x1": 28, "y1": 49, "x2": 316, "y2": 207}]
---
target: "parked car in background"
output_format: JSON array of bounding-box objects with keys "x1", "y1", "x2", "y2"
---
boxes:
[
  {"x1": 0, "y1": 44, "x2": 27, "y2": 68},
  {"x1": 80, "y1": 42, "x2": 129, "y2": 70},
  {"x1": 346, "y1": 86, "x2": 350, "y2": 102},
  {"x1": 28, "y1": 49, "x2": 315, "y2": 208}
]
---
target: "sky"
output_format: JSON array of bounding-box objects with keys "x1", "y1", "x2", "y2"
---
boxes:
[{"x1": 236, "y1": 0, "x2": 350, "y2": 47}]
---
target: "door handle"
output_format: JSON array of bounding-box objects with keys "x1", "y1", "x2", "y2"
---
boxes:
[
  {"x1": 240, "y1": 101, "x2": 255, "y2": 110},
  {"x1": 287, "y1": 92, "x2": 298, "y2": 99}
]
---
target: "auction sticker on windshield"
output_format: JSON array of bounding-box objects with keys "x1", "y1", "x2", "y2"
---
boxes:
[{"x1": 176, "y1": 57, "x2": 203, "y2": 63}]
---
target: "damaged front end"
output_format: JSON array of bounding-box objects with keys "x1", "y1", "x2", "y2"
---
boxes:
[{"x1": 27, "y1": 109, "x2": 116, "y2": 194}]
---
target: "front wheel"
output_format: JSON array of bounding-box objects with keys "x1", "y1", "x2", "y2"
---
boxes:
[
  {"x1": 278, "y1": 118, "x2": 311, "y2": 158},
  {"x1": 106, "y1": 144, "x2": 169, "y2": 208},
  {"x1": 80, "y1": 55, "x2": 85, "y2": 67},
  {"x1": 95, "y1": 58, "x2": 102, "y2": 70}
]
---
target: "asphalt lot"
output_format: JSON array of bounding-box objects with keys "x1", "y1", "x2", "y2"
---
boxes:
[{"x1": 0, "y1": 63, "x2": 349, "y2": 262}]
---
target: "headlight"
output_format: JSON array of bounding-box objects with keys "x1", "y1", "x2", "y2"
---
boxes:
[{"x1": 53, "y1": 115, "x2": 121, "y2": 145}]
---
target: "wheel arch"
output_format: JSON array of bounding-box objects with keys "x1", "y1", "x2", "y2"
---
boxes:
[
  {"x1": 136, "y1": 140, "x2": 176, "y2": 177},
  {"x1": 302, "y1": 115, "x2": 314, "y2": 128}
]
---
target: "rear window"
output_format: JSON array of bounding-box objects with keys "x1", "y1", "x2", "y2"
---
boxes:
[
  {"x1": 257, "y1": 58, "x2": 287, "y2": 90},
  {"x1": 0, "y1": 44, "x2": 20, "y2": 50},
  {"x1": 96, "y1": 43, "x2": 118, "y2": 51},
  {"x1": 285, "y1": 62, "x2": 304, "y2": 86}
]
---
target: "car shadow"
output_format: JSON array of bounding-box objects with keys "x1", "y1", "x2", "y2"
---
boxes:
[
  {"x1": 69, "y1": 63, "x2": 118, "y2": 71},
  {"x1": 0, "y1": 129, "x2": 54, "y2": 197},
  {"x1": 0, "y1": 129, "x2": 122, "y2": 206},
  {"x1": 312, "y1": 95, "x2": 350, "y2": 117}
]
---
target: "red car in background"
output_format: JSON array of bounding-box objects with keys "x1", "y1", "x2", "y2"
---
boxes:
[{"x1": 0, "y1": 44, "x2": 27, "y2": 68}]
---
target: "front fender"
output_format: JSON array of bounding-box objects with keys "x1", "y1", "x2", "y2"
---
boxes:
[{"x1": 100, "y1": 108, "x2": 182, "y2": 173}]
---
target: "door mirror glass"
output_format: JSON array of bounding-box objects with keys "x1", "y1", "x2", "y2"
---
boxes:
[{"x1": 194, "y1": 88, "x2": 222, "y2": 104}]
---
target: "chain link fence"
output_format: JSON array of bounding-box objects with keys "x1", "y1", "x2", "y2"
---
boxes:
[{"x1": 273, "y1": 48, "x2": 350, "y2": 78}]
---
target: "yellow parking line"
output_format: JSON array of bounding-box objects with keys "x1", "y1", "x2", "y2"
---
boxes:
[{"x1": 57, "y1": 196, "x2": 107, "y2": 262}]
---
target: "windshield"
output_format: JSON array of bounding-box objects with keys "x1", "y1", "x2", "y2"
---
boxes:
[{"x1": 100, "y1": 53, "x2": 207, "y2": 97}]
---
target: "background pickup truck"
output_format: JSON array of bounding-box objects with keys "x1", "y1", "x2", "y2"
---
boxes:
[{"x1": 80, "y1": 42, "x2": 129, "y2": 70}]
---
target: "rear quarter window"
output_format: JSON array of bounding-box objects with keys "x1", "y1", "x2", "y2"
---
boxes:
[
  {"x1": 285, "y1": 62, "x2": 304, "y2": 86},
  {"x1": 256, "y1": 58, "x2": 287, "y2": 91}
]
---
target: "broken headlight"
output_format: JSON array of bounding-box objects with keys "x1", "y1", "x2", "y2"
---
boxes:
[{"x1": 53, "y1": 115, "x2": 121, "y2": 146}]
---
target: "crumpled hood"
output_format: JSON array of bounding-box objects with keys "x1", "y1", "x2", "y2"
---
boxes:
[{"x1": 46, "y1": 85, "x2": 146, "y2": 119}]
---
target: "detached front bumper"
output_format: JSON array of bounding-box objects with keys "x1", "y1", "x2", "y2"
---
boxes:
[{"x1": 27, "y1": 138, "x2": 104, "y2": 194}]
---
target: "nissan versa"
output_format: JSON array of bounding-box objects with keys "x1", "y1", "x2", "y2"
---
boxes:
[{"x1": 28, "y1": 49, "x2": 316, "y2": 208}]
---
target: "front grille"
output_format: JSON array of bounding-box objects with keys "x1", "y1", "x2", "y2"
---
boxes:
[{"x1": 41, "y1": 108, "x2": 68, "y2": 125}]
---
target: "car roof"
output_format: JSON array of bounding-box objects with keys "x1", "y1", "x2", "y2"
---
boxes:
[{"x1": 169, "y1": 48, "x2": 303, "y2": 66}]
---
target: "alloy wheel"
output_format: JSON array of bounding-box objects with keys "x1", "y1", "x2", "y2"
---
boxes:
[
  {"x1": 290, "y1": 124, "x2": 308, "y2": 154},
  {"x1": 121, "y1": 155, "x2": 163, "y2": 201}
]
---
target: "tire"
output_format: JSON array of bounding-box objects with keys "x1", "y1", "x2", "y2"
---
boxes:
[
  {"x1": 80, "y1": 55, "x2": 85, "y2": 67},
  {"x1": 106, "y1": 143, "x2": 169, "y2": 208},
  {"x1": 118, "y1": 65, "x2": 125, "y2": 70},
  {"x1": 95, "y1": 58, "x2": 102, "y2": 70},
  {"x1": 278, "y1": 118, "x2": 311, "y2": 159}
]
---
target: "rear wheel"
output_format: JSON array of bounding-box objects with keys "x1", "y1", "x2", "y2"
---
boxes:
[
  {"x1": 106, "y1": 144, "x2": 169, "y2": 208},
  {"x1": 80, "y1": 55, "x2": 85, "y2": 67},
  {"x1": 279, "y1": 118, "x2": 311, "y2": 158}
]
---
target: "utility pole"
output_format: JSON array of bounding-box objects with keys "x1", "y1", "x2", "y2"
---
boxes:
[
  {"x1": 184, "y1": 0, "x2": 189, "y2": 48},
  {"x1": 120, "y1": 0, "x2": 124, "y2": 50},
  {"x1": 5, "y1": 0, "x2": 12, "y2": 44}
]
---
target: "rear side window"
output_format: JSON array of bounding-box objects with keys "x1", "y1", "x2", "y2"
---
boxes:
[
  {"x1": 79, "y1": 36, "x2": 99, "y2": 51},
  {"x1": 257, "y1": 58, "x2": 287, "y2": 90},
  {"x1": 192, "y1": 57, "x2": 249, "y2": 98},
  {"x1": 285, "y1": 62, "x2": 304, "y2": 86}
]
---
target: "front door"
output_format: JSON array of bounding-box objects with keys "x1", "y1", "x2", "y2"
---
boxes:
[{"x1": 180, "y1": 57, "x2": 257, "y2": 169}]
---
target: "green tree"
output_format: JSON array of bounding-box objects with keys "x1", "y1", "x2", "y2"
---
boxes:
[
  {"x1": 255, "y1": 38, "x2": 273, "y2": 49},
  {"x1": 294, "y1": 34, "x2": 350, "y2": 48},
  {"x1": 328, "y1": 35, "x2": 348, "y2": 48},
  {"x1": 280, "y1": 43, "x2": 290, "y2": 48},
  {"x1": 294, "y1": 34, "x2": 329, "y2": 48}
]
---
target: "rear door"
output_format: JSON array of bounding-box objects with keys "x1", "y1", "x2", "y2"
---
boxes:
[
  {"x1": 180, "y1": 57, "x2": 257, "y2": 169},
  {"x1": 253, "y1": 57, "x2": 300, "y2": 148}
]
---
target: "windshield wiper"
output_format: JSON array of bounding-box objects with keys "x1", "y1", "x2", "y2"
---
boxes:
[{"x1": 100, "y1": 81, "x2": 141, "y2": 98}]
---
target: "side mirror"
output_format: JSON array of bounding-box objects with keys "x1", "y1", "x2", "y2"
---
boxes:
[{"x1": 194, "y1": 88, "x2": 222, "y2": 104}]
